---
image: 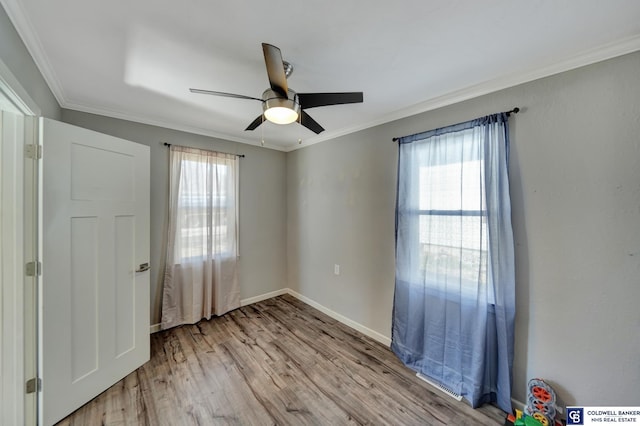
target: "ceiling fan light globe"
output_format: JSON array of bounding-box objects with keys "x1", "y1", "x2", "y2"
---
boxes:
[
  {"x1": 262, "y1": 88, "x2": 301, "y2": 125},
  {"x1": 264, "y1": 106, "x2": 299, "y2": 124}
]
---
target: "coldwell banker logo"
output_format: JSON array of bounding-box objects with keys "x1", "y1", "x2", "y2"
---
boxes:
[
  {"x1": 567, "y1": 407, "x2": 584, "y2": 425},
  {"x1": 567, "y1": 407, "x2": 640, "y2": 424}
]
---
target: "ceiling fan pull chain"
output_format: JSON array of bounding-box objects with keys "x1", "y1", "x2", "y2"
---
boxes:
[
  {"x1": 298, "y1": 111, "x2": 303, "y2": 145},
  {"x1": 261, "y1": 114, "x2": 265, "y2": 147}
]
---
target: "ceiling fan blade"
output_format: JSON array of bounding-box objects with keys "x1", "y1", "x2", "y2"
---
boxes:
[
  {"x1": 190, "y1": 88, "x2": 263, "y2": 102},
  {"x1": 245, "y1": 114, "x2": 265, "y2": 131},
  {"x1": 298, "y1": 92, "x2": 363, "y2": 109},
  {"x1": 262, "y1": 43, "x2": 288, "y2": 98},
  {"x1": 300, "y1": 111, "x2": 325, "y2": 134}
]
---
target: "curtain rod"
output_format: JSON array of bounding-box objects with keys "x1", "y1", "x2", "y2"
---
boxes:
[
  {"x1": 392, "y1": 107, "x2": 520, "y2": 142},
  {"x1": 163, "y1": 142, "x2": 245, "y2": 158}
]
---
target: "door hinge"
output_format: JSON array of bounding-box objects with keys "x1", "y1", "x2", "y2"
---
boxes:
[
  {"x1": 25, "y1": 261, "x2": 42, "y2": 277},
  {"x1": 26, "y1": 377, "x2": 41, "y2": 394},
  {"x1": 25, "y1": 144, "x2": 42, "y2": 159}
]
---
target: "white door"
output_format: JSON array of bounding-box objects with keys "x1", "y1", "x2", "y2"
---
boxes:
[{"x1": 41, "y1": 118, "x2": 150, "y2": 425}]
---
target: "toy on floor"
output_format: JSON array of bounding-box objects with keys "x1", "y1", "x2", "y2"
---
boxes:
[
  {"x1": 525, "y1": 378, "x2": 558, "y2": 426},
  {"x1": 506, "y1": 377, "x2": 564, "y2": 426},
  {"x1": 506, "y1": 409, "x2": 544, "y2": 426}
]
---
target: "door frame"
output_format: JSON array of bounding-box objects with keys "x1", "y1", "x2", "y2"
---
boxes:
[{"x1": 0, "y1": 56, "x2": 41, "y2": 426}]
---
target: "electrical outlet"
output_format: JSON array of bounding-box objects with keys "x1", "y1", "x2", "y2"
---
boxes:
[{"x1": 334, "y1": 264, "x2": 340, "y2": 275}]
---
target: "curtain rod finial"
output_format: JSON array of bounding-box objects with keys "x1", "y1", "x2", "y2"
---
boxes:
[{"x1": 506, "y1": 107, "x2": 520, "y2": 117}]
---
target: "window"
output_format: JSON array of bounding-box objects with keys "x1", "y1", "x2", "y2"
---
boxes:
[
  {"x1": 168, "y1": 147, "x2": 239, "y2": 263},
  {"x1": 417, "y1": 156, "x2": 488, "y2": 296},
  {"x1": 177, "y1": 159, "x2": 233, "y2": 259},
  {"x1": 397, "y1": 128, "x2": 490, "y2": 299}
]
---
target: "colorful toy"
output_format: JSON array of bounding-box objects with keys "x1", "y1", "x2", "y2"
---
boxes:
[
  {"x1": 507, "y1": 409, "x2": 544, "y2": 426},
  {"x1": 525, "y1": 378, "x2": 558, "y2": 426}
]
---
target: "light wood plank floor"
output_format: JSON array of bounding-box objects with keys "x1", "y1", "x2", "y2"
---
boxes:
[{"x1": 57, "y1": 295, "x2": 506, "y2": 425}]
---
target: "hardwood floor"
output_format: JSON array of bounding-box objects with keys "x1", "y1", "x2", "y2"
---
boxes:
[{"x1": 57, "y1": 295, "x2": 506, "y2": 425}]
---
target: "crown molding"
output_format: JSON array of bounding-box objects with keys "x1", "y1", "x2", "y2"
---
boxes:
[
  {"x1": 0, "y1": 56, "x2": 40, "y2": 115},
  {"x1": 0, "y1": 0, "x2": 67, "y2": 106},
  {"x1": 4, "y1": 0, "x2": 639, "y2": 153},
  {"x1": 289, "y1": 34, "x2": 640, "y2": 151},
  {"x1": 62, "y1": 101, "x2": 289, "y2": 151},
  {"x1": 68, "y1": 29, "x2": 640, "y2": 154}
]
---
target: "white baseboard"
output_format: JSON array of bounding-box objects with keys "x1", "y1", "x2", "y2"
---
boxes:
[
  {"x1": 240, "y1": 288, "x2": 289, "y2": 306},
  {"x1": 286, "y1": 289, "x2": 392, "y2": 347},
  {"x1": 150, "y1": 287, "x2": 392, "y2": 347},
  {"x1": 149, "y1": 288, "x2": 289, "y2": 334},
  {"x1": 511, "y1": 397, "x2": 526, "y2": 413}
]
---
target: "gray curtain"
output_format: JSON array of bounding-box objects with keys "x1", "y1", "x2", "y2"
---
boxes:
[{"x1": 392, "y1": 113, "x2": 515, "y2": 411}]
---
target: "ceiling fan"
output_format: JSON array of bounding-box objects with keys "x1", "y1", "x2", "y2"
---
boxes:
[{"x1": 190, "y1": 43, "x2": 364, "y2": 134}]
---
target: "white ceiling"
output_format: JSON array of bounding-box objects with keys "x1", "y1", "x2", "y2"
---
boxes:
[{"x1": 3, "y1": 0, "x2": 640, "y2": 151}]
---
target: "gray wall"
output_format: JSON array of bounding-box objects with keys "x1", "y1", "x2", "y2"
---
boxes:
[
  {"x1": 286, "y1": 52, "x2": 640, "y2": 406},
  {"x1": 286, "y1": 126, "x2": 397, "y2": 337},
  {"x1": 4, "y1": 0, "x2": 639, "y2": 405},
  {"x1": 0, "y1": 3, "x2": 60, "y2": 119},
  {"x1": 61, "y1": 109, "x2": 288, "y2": 325}
]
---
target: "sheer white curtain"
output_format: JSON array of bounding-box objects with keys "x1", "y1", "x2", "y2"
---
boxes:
[{"x1": 161, "y1": 145, "x2": 240, "y2": 330}]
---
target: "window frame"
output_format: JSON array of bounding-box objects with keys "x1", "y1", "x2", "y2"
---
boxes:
[
  {"x1": 397, "y1": 131, "x2": 493, "y2": 302},
  {"x1": 169, "y1": 147, "x2": 239, "y2": 264}
]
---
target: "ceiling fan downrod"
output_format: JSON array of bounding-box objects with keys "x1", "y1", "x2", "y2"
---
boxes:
[{"x1": 283, "y1": 61, "x2": 293, "y2": 79}]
